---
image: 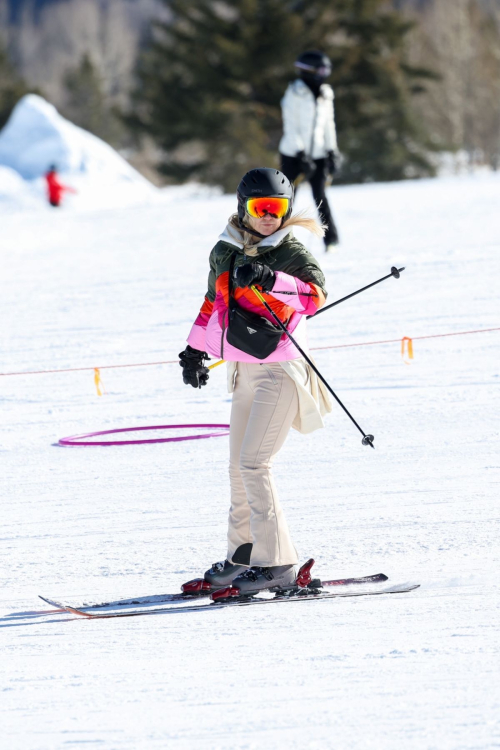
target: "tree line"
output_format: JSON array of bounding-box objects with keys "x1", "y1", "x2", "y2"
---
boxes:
[{"x1": 1, "y1": 0, "x2": 499, "y2": 188}]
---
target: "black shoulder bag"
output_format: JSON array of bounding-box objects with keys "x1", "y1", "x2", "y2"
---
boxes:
[{"x1": 226, "y1": 253, "x2": 284, "y2": 359}]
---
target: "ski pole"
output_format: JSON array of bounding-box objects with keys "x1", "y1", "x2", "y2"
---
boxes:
[
  {"x1": 251, "y1": 285, "x2": 375, "y2": 449},
  {"x1": 307, "y1": 266, "x2": 405, "y2": 319},
  {"x1": 208, "y1": 359, "x2": 225, "y2": 371},
  {"x1": 210, "y1": 267, "x2": 405, "y2": 367}
]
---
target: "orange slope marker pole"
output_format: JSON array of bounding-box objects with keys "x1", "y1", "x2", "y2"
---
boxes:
[{"x1": 401, "y1": 337, "x2": 414, "y2": 365}]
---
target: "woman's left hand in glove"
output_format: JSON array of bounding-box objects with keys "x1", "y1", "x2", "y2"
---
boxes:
[{"x1": 234, "y1": 263, "x2": 275, "y2": 291}]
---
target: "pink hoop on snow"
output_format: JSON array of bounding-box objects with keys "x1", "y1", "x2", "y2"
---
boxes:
[{"x1": 58, "y1": 423, "x2": 230, "y2": 446}]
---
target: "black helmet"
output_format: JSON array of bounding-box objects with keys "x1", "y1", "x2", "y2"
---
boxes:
[
  {"x1": 295, "y1": 50, "x2": 331, "y2": 82},
  {"x1": 237, "y1": 168, "x2": 294, "y2": 223}
]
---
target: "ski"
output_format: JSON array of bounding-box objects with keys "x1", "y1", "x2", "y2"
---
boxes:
[
  {"x1": 39, "y1": 572, "x2": 388, "y2": 614},
  {"x1": 41, "y1": 582, "x2": 419, "y2": 620}
]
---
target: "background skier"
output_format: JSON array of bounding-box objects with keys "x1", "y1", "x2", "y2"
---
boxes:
[
  {"x1": 45, "y1": 165, "x2": 76, "y2": 207},
  {"x1": 179, "y1": 167, "x2": 332, "y2": 597},
  {"x1": 279, "y1": 50, "x2": 340, "y2": 252}
]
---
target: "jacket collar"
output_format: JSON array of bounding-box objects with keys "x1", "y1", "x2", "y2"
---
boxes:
[
  {"x1": 218, "y1": 224, "x2": 293, "y2": 255},
  {"x1": 292, "y1": 78, "x2": 333, "y2": 100}
]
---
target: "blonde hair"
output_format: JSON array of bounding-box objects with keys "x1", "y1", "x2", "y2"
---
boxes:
[
  {"x1": 283, "y1": 210, "x2": 326, "y2": 237},
  {"x1": 229, "y1": 209, "x2": 325, "y2": 253}
]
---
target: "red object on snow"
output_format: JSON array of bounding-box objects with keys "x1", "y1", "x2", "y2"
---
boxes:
[
  {"x1": 45, "y1": 169, "x2": 76, "y2": 206},
  {"x1": 181, "y1": 578, "x2": 212, "y2": 594},
  {"x1": 209, "y1": 559, "x2": 316, "y2": 601},
  {"x1": 295, "y1": 558, "x2": 315, "y2": 588},
  {"x1": 210, "y1": 586, "x2": 240, "y2": 602}
]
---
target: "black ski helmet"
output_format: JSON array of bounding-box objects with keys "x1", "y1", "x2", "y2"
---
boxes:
[
  {"x1": 237, "y1": 168, "x2": 294, "y2": 223},
  {"x1": 295, "y1": 50, "x2": 332, "y2": 83}
]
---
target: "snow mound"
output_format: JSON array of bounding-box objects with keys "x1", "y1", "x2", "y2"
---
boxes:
[
  {"x1": 0, "y1": 94, "x2": 158, "y2": 209},
  {"x1": 0, "y1": 165, "x2": 41, "y2": 210}
]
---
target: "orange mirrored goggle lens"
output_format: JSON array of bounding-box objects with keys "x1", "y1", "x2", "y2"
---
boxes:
[{"x1": 246, "y1": 197, "x2": 289, "y2": 219}]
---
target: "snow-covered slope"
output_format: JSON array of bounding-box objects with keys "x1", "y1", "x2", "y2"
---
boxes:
[
  {"x1": 0, "y1": 94, "x2": 157, "y2": 209},
  {"x1": 0, "y1": 165, "x2": 41, "y2": 210},
  {"x1": 1, "y1": 175, "x2": 499, "y2": 749}
]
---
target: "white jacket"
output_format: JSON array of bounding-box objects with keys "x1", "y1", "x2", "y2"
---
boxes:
[{"x1": 279, "y1": 78, "x2": 338, "y2": 160}]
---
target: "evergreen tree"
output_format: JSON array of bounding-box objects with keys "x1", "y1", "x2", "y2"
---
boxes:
[
  {"x1": 463, "y1": 2, "x2": 500, "y2": 169},
  {"x1": 131, "y1": 0, "x2": 436, "y2": 189},
  {"x1": 328, "y1": 0, "x2": 439, "y2": 182},
  {"x1": 0, "y1": 44, "x2": 33, "y2": 130},
  {"x1": 62, "y1": 53, "x2": 124, "y2": 146}
]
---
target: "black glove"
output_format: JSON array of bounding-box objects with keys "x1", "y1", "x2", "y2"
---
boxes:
[
  {"x1": 296, "y1": 150, "x2": 315, "y2": 179},
  {"x1": 326, "y1": 150, "x2": 339, "y2": 177},
  {"x1": 179, "y1": 345, "x2": 210, "y2": 388},
  {"x1": 234, "y1": 263, "x2": 275, "y2": 292}
]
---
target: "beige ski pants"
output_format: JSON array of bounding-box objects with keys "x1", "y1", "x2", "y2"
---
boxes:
[{"x1": 227, "y1": 361, "x2": 299, "y2": 567}]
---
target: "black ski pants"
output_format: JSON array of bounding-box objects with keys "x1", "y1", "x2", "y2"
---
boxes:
[{"x1": 280, "y1": 154, "x2": 339, "y2": 246}]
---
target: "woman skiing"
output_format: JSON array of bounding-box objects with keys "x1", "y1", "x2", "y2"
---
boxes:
[
  {"x1": 179, "y1": 168, "x2": 331, "y2": 596},
  {"x1": 279, "y1": 50, "x2": 340, "y2": 252}
]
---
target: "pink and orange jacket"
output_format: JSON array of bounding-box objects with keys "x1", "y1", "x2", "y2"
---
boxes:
[{"x1": 187, "y1": 224, "x2": 327, "y2": 363}]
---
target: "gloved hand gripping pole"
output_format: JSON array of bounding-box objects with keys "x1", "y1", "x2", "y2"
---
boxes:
[{"x1": 251, "y1": 286, "x2": 375, "y2": 449}]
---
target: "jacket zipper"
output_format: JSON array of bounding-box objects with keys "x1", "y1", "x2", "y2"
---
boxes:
[
  {"x1": 309, "y1": 93, "x2": 319, "y2": 158},
  {"x1": 220, "y1": 309, "x2": 227, "y2": 358}
]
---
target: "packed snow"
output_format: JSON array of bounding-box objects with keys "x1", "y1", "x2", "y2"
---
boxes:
[
  {"x1": 1, "y1": 165, "x2": 499, "y2": 748},
  {"x1": 0, "y1": 95, "x2": 158, "y2": 210}
]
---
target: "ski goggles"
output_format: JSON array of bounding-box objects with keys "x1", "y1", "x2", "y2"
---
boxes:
[
  {"x1": 295, "y1": 61, "x2": 331, "y2": 77},
  {"x1": 246, "y1": 196, "x2": 290, "y2": 219}
]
